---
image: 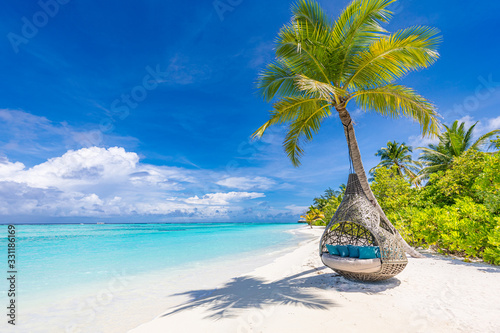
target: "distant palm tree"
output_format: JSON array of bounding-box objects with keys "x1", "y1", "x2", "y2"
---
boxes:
[
  {"x1": 252, "y1": 0, "x2": 441, "y2": 257},
  {"x1": 418, "y1": 120, "x2": 500, "y2": 179},
  {"x1": 313, "y1": 187, "x2": 342, "y2": 209},
  {"x1": 370, "y1": 141, "x2": 422, "y2": 182},
  {"x1": 300, "y1": 207, "x2": 325, "y2": 228}
]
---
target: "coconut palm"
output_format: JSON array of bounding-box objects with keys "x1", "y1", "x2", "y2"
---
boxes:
[
  {"x1": 418, "y1": 120, "x2": 500, "y2": 179},
  {"x1": 300, "y1": 207, "x2": 325, "y2": 228},
  {"x1": 252, "y1": 0, "x2": 441, "y2": 257},
  {"x1": 370, "y1": 141, "x2": 422, "y2": 181}
]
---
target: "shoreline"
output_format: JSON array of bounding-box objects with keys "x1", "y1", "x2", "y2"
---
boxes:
[
  {"x1": 131, "y1": 227, "x2": 500, "y2": 333},
  {"x1": 3, "y1": 224, "x2": 312, "y2": 333}
]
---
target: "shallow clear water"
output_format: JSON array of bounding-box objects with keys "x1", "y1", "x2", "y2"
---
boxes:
[{"x1": 0, "y1": 223, "x2": 302, "y2": 303}]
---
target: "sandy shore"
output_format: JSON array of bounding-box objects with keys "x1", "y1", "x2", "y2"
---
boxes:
[
  {"x1": 130, "y1": 226, "x2": 500, "y2": 333},
  {"x1": 3, "y1": 227, "x2": 311, "y2": 333}
]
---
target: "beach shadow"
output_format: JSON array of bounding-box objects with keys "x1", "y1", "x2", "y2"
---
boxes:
[
  {"x1": 416, "y1": 251, "x2": 500, "y2": 273},
  {"x1": 296, "y1": 270, "x2": 401, "y2": 293},
  {"x1": 161, "y1": 268, "x2": 337, "y2": 320},
  {"x1": 477, "y1": 267, "x2": 500, "y2": 273}
]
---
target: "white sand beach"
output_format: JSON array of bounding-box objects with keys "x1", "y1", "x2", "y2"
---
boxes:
[{"x1": 130, "y1": 227, "x2": 500, "y2": 333}]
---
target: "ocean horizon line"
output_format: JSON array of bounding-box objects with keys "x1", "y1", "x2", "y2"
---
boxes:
[{"x1": 0, "y1": 221, "x2": 300, "y2": 226}]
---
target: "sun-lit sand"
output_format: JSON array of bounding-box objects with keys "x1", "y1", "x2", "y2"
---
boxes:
[{"x1": 130, "y1": 226, "x2": 500, "y2": 333}]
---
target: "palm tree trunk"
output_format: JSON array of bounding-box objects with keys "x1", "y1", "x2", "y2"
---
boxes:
[{"x1": 336, "y1": 107, "x2": 424, "y2": 258}]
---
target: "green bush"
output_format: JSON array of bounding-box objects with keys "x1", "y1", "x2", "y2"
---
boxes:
[
  {"x1": 438, "y1": 198, "x2": 493, "y2": 258},
  {"x1": 473, "y1": 153, "x2": 500, "y2": 214},
  {"x1": 371, "y1": 152, "x2": 500, "y2": 265},
  {"x1": 483, "y1": 219, "x2": 500, "y2": 265},
  {"x1": 371, "y1": 166, "x2": 416, "y2": 214},
  {"x1": 306, "y1": 150, "x2": 500, "y2": 265},
  {"x1": 422, "y1": 150, "x2": 488, "y2": 206},
  {"x1": 388, "y1": 199, "x2": 495, "y2": 260}
]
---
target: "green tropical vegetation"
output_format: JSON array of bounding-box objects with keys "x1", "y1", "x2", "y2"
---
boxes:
[
  {"x1": 302, "y1": 187, "x2": 345, "y2": 226},
  {"x1": 490, "y1": 135, "x2": 500, "y2": 150},
  {"x1": 417, "y1": 120, "x2": 500, "y2": 181},
  {"x1": 252, "y1": 0, "x2": 442, "y2": 257},
  {"x1": 369, "y1": 141, "x2": 421, "y2": 182},
  {"x1": 303, "y1": 121, "x2": 500, "y2": 265},
  {"x1": 300, "y1": 207, "x2": 325, "y2": 228}
]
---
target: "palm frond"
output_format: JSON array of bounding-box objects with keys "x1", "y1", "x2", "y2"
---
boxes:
[
  {"x1": 489, "y1": 135, "x2": 500, "y2": 151},
  {"x1": 291, "y1": 0, "x2": 330, "y2": 28},
  {"x1": 283, "y1": 104, "x2": 332, "y2": 166},
  {"x1": 252, "y1": 97, "x2": 327, "y2": 138},
  {"x1": 333, "y1": 0, "x2": 394, "y2": 84},
  {"x1": 418, "y1": 146, "x2": 451, "y2": 161},
  {"x1": 276, "y1": 18, "x2": 332, "y2": 83},
  {"x1": 349, "y1": 84, "x2": 440, "y2": 136},
  {"x1": 257, "y1": 58, "x2": 303, "y2": 102},
  {"x1": 345, "y1": 25, "x2": 441, "y2": 89},
  {"x1": 294, "y1": 74, "x2": 346, "y2": 102},
  {"x1": 462, "y1": 121, "x2": 476, "y2": 150},
  {"x1": 471, "y1": 129, "x2": 500, "y2": 150}
]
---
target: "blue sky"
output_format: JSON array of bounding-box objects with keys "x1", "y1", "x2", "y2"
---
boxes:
[{"x1": 1, "y1": 0, "x2": 499, "y2": 223}]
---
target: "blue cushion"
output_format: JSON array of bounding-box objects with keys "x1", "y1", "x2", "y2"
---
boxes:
[
  {"x1": 358, "y1": 246, "x2": 381, "y2": 259},
  {"x1": 337, "y1": 245, "x2": 349, "y2": 257},
  {"x1": 326, "y1": 244, "x2": 340, "y2": 256},
  {"x1": 347, "y1": 245, "x2": 360, "y2": 258},
  {"x1": 358, "y1": 247, "x2": 376, "y2": 259}
]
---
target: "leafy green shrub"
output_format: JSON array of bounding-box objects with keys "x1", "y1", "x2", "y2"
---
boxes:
[
  {"x1": 483, "y1": 219, "x2": 500, "y2": 265},
  {"x1": 372, "y1": 156, "x2": 500, "y2": 264},
  {"x1": 388, "y1": 199, "x2": 496, "y2": 261},
  {"x1": 439, "y1": 198, "x2": 493, "y2": 258},
  {"x1": 388, "y1": 207, "x2": 440, "y2": 247},
  {"x1": 422, "y1": 150, "x2": 488, "y2": 206},
  {"x1": 371, "y1": 166, "x2": 415, "y2": 214},
  {"x1": 473, "y1": 153, "x2": 500, "y2": 214},
  {"x1": 308, "y1": 147, "x2": 500, "y2": 264}
]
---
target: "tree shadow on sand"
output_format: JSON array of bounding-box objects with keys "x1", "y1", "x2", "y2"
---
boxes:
[
  {"x1": 161, "y1": 267, "x2": 400, "y2": 320},
  {"x1": 418, "y1": 251, "x2": 500, "y2": 273}
]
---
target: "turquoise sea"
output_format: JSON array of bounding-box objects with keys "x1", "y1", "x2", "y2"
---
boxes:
[{"x1": 1, "y1": 223, "x2": 305, "y2": 305}]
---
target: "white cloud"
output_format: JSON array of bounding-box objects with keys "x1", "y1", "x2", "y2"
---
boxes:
[
  {"x1": 408, "y1": 134, "x2": 439, "y2": 149},
  {"x1": 408, "y1": 115, "x2": 500, "y2": 152},
  {"x1": 0, "y1": 158, "x2": 25, "y2": 178},
  {"x1": 483, "y1": 116, "x2": 500, "y2": 132},
  {"x1": 0, "y1": 147, "x2": 270, "y2": 219},
  {"x1": 216, "y1": 176, "x2": 276, "y2": 190},
  {"x1": 0, "y1": 110, "x2": 342, "y2": 222},
  {"x1": 25, "y1": 147, "x2": 138, "y2": 189},
  {"x1": 457, "y1": 115, "x2": 500, "y2": 139},
  {"x1": 457, "y1": 115, "x2": 477, "y2": 129},
  {"x1": 285, "y1": 205, "x2": 309, "y2": 215},
  {"x1": 0, "y1": 108, "x2": 52, "y2": 130},
  {"x1": 185, "y1": 192, "x2": 265, "y2": 205}
]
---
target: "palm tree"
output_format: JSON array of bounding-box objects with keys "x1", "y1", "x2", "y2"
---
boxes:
[
  {"x1": 418, "y1": 120, "x2": 500, "y2": 179},
  {"x1": 252, "y1": 0, "x2": 442, "y2": 257},
  {"x1": 300, "y1": 207, "x2": 325, "y2": 228},
  {"x1": 370, "y1": 141, "x2": 422, "y2": 182}
]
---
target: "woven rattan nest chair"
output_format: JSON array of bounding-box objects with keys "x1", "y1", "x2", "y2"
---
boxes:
[{"x1": 319, "y1": 173, "x2": 408, "y2": 281}]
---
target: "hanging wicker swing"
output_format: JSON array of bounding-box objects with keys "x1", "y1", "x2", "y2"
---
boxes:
[
  {"x1": 319, "y1": 173, "x2": 408, "y2": 281},
  {"x1": 319, "y1": 122, "x2": 407, "y2": 281}
]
